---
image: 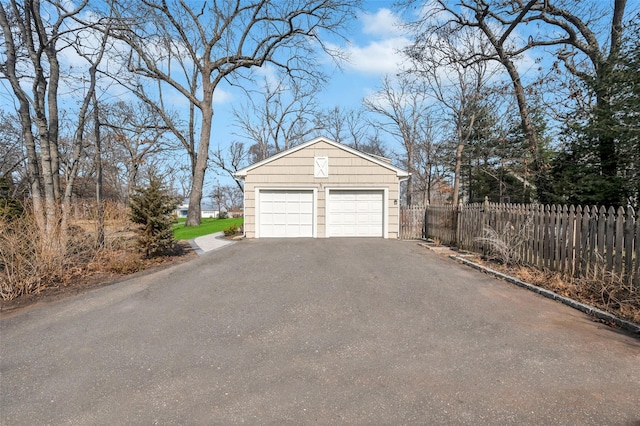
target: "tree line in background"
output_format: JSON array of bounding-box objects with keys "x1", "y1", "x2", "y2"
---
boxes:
[{"x1": 1, "y1": 0, "x2": 638, "y2": 252}]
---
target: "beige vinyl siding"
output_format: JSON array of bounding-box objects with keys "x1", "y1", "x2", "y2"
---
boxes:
[{"x1": 242, "y1": 141, "x2": 402, "y2": 238}]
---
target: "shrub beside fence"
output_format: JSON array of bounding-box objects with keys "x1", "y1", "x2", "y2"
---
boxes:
[{"x1": 405, "y1": 201, "x2": 639, "y2": 288}]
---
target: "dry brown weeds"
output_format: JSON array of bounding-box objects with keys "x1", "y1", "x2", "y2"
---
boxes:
[
  {"x1": 474, "y1": 259, "x2": 640, "y2": 325},
  {"x1": 1, "y1": 204, "x2": 194, "y2": 305}
]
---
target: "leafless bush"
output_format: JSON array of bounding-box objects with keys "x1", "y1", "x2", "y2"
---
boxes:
[
  {"x1": 577, "y1": 253, "x2": 640, "y2": 324},
  {"x1": 0, "y1": 212, "x2": 66, "y2": 300},
  {"x1": 475, "y1": 218, "x2": 532, "y2": 266},
  {"x1": 103, "y1": 252, "x2": 144, "y2": 274},
  {"x1": 1, "y1": 203, "x2": 188, "y2": 302},
  {"x1": 501, "y1": 255, "x2": 639, "y2": 325},
  {"x1": 67, "y1": 200, "x2": 137, "y2": 255},
  {"x1": 103, "y1": 201, "x2": 131, "y2": 232},
  {"x1": 1, "y1": 209, "x2": 98, "y2": 300}
]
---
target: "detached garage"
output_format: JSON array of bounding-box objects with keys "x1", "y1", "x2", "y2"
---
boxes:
[{"x1": 234, "y1": 137, "x2": 409, "y2": 239}]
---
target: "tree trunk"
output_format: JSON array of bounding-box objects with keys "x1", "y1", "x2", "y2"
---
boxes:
[
  {"x1": 94, "y1": 92, "x2": 105, "y2": 248},
  {"x1": 405, "y1": 144, "x2": 414, "y2": 205},
  {"x1": 493, "y1": 43, "x2": 550, "y2": 204},
  {"x1": 186, "y1": 96, "x2": 214, "y2": 227},
  {"x1": 17, "y1": 98, "x2": 45, "y2": 230},
  {"x1": 473, "y1": 7, "x2": 551, "y2": 204},
  {"x1": 452, "y1": 140, "x2": 464, "y2": 206},
  {"x1": 453, "y1": 107, "x2": 476, "y2": 207},
  {"x1": 46, "y1": 44, "x2": 61, "y2": 202},
  {"x1": 593, "y1": 0, "x2": 626, "y2": 207},
  {"x1": 595, "y1": 85, "x2": 620, "y2": 207},
  {"x1": 127, "y1": 162, "x2": 138, "y2": 204}
]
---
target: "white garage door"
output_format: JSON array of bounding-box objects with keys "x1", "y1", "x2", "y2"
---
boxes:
[
  {"x1": 259, "y1": 190, "x2": 314, "y2": 238},
  {"x1": 328, "y1": 190, "x2": 384, "y2": 237}
]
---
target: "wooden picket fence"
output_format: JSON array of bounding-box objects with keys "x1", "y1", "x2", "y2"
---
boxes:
[
  {"x1": 406, "y1": 201, "x2": 640, "y2": 288},
  {"x1": 400, "y1": 204, "x2": 457, "y2": 243},
  {"x1": 399, "y1": 205, "x2": 426, "y2": 239},
  {"x1": 422, "y1": 204, "x2": 458, "y2": 246}
]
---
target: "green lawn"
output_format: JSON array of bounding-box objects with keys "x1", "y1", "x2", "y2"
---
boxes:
[{"x1": 172, "y1": 217, "x2": 244, "y2": 240}]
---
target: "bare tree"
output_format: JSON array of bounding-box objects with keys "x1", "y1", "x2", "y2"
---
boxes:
[
  {"x1": 210, "y1": 141, "x2": 248, "y2": 193},
  {"x1": 92, "y1": 91, "x2": 105, "y2": 247},
  {"x1": 316, "y1": 106, "x2": 391, "y2": 161},
  {"x1": 405, "y1": 25, "x2": 496, "y2": 205},
  {"x1": 316, "y1": 106, "x2": 372, "y2": 150},
  {"x1": 232, "y1": 72, "x2": 319, "y2": 162},
  {"x1": 0, "y1": 110, "x2": 25, "y2": 190},
  {"x1": 510, "y1": 0, "x2": 630, "y2": 206},
  {"x1": 402, "y1": 0, "x2": 552, "y2": 202},
  {"x1": 101, "y1": 100, "x2": 173, "y2": 202},
  {"x1": 69, "y1": 18, "x2": 113, "y2": 247},
  {"x1": 209, "y1": 183, "x2": 243, "y2": 214},
  {"x1": 108, "y1": 0, "x2": 357, "y2": 226},
  {"x1": 353, "y1": 130, "x2": 390, "y2": 158},
  {"x1": 403, "y1": 0, "x2": 633, "y2": 205},
  {"x1": 317, "y1": 106, "x2": 347, "y2": 144},
  {"x1": 364, "y1": 75, "x2": 432, "y2": 205}
]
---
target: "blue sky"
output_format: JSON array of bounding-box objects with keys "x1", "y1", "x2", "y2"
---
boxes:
[
  {"x1": 317, "y1": 4, "x2": 411, "y2": 107},
  {"x1": 227, "y1": 2, "x2": 410, "y2": 108},
  {"x1": 3, "y1": 0, "x2": 636, "y2": 208}
]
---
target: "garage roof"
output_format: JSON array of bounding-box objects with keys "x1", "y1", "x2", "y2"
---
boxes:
[{"x1": 234, "y1": 136, "x2": 410, "y2": 178}]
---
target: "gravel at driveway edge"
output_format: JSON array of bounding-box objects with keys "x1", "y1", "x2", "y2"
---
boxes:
[{"x1": 450, "y1": 255, "x2": 640, "y2": 336}]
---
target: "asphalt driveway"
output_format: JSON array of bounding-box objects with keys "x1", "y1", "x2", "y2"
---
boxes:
[{"x1": 1, "y1": 239, "x2": 639, "y2": 424}]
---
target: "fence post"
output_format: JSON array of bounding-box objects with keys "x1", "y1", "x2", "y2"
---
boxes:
[
  {"x1": 422, "y1": 201, "x2": 429, "y2": 239},
  {"x1": 455, "y1": 200, "x2": 463, "y2": 247},
  {"x1": 481, "y1": 196, "x2": 489, "y2": 256}
]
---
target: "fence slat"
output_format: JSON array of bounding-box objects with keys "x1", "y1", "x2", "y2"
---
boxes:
[
  {"x1": 614, "y1": 206, "x2": 625, "y2": 277},
  {"x1": 634, "y1": 207, "x2": 640, "y2": 290},
  {"x1": 606, "y1": 207, "x2": 615, "y2": 271},
  {"x1": 400, "y1": 205, "x2": 426, "y2": 240},
  {"x1": 580, "y1": 206, "x2": 591, "y2": 277},
  {"x1": 588, "y1": 206, "x2": 598, "y2": 279},
  {"x1": 597, "y1": 206, "x2": 606, "y2": 279},
  {"x1": 558, "y1": 205, "x2": 568, "y2": 274},
  {"x1": 567, "y1": 205, "x2": 576, "y2": 277},
  {"x1": 624, "y1": 207, "x2": 634, "y2": 286}
]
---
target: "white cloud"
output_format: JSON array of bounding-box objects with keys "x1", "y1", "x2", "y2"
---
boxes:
[
  {"x1": 333, "y1": 8, "x2": 410, "y2": 75},
  {"x1": 361, "y1": 8, "x2": 403, "y2": 37},
  {"x1": 344, "y1": 37, "x2": 410, "y2": 75},
  {"x1": 253, "y1": 64, "x2": 280, "y2": 91},
  {"x1": 213, "y1": 87, "x2": 232, "y2": 104}
]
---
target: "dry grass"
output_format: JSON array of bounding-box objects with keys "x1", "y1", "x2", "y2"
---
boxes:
[
  {"x1": 0, "y1": 212, "x2": 70, "y2": 300},
  {"x1": 477, "y1": 259, "x2": 640, "y2": 325},
  {"x1": 72, "y1": 200, "x2": 134, "y2": 241}
]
